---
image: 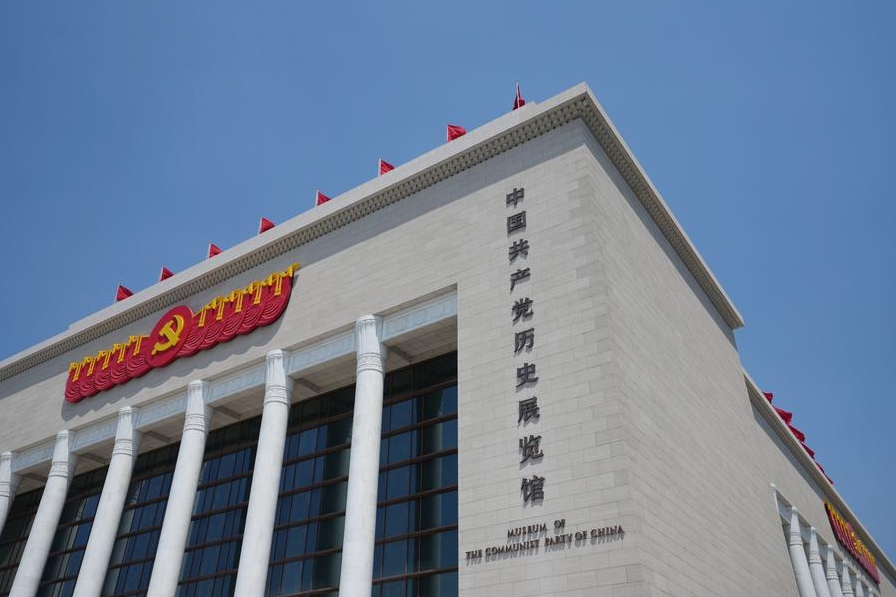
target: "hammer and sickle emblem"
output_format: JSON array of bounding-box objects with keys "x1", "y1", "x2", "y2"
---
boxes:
[{"x1": 152, "y1": 314, "x2": 185, "y2": 355}]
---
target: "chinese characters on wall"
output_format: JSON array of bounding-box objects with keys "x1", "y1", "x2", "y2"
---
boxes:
[{"x1": 506, "y1": 187, "x2": 544, "y2": 505}]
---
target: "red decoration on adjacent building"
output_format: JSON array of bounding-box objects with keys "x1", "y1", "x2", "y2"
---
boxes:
[
  {"x1": 159, "y1": 267, "x2": 174, "y2": 282},
  {"x1": 115, "y1": 285, "x2": 133, "y2": 302},
  {"x1": 765, "y1": 390, "x2": 832, "y2": 484},
  {"x1": 825, "y1": 502, "x2": 880, "y2": 583},
  {"x1": 513, "y1": 82, "x2": 526, "y2": 110},
  {"x1": 816, "y1": 462, "x2": 833, "y2": 484},
  {"x1": 315, "y1": 190, "x2": 331, "y2": 206},
  {"x1": 65, "y1": 264, "x2": 300, "y2": 403},
  {"x1": 787, "y1": 423, "x2": 806, "y2": 442},
  {"x1": 207, "y1": 243, "x2": 222, "y2": 258},
  {"x1": 378, "y1": 159, "x2": 395, "y2": 175},
  {"x1": 258, "y1": 217, "x2": 275, "y2": 233},
  {"x1": 447, "y1": 124, "x2": 466, "y2": 142},
  {"x1": 773, "y1": 406, "x2": 792, "y2": 423}
]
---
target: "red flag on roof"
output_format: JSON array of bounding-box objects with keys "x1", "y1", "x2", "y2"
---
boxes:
[
  {"x1": 513, "y1": 82, "x2": 526, "y2": 110},
  {"x1": 800, "y1": 442, "x2": 815, "y2": 458},
  {"x1": 258, "y1": 217, "x2": 275, "y2": 234},
  {"x1": 773, "y1": 406, "x2": 792, "y2": 424},
  {"x1": 315, "y1": 190, "x2": 331, "y2": 206},
  {"x1": 763, "y1": 392, "x2": 774, "y2": 402},
  {"x1": 115, "y1": 285, "x2": 133, "y2": 302},
  {"x1": 159, "y1": 267, "x2": 174, "y2": 282},
  {"x1": 787, "y1": 424, "x2": 806, "y2": 442},
  {"x1": 379, "y1": 159, "x2": 395, "y2": 176},
  {"x1": 208, "y1": 243, "x2": 222, "y2": 258},
  {"x1": 816, "y1": 462, "x2": 833, "y2": 484},
  {"x1": 447, "y1": 124, "x2": 466, "y2": 142}
]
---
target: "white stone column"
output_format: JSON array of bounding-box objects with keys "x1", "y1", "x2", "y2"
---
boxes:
[
  {"x1": 9, "y1": 431, "x2": 77, "y2": 597},
  {"x1": 73, "y1": 408, "x2": 140, "y2": 597},
  {"x1": 826, "y1": 547, "x2": 845, "y2": 597},
  {"x1": 234, "y1": 350, "x2": 293, "y2": 597},
  {"x1": 841, "y1": 565, "x2": 855, "y2": 596},
  {"x1": 0, "y1": 451, "x2": 21, "y2": 537},
  {"x1": 338, "y1": 315, "x2": 385, "y2": 597},
  {"x1": 147, "y1": 381, "x2": 211, "y2": 597},
  {"x1": 855, "y1": 579, "x2": 866, "y2": 597},
  {"x1": 788, "y1": 507, "x2": 818, "y2": 597},
  {"x1": 808, "y1": 528, "x2": 833, "y2": 597}
]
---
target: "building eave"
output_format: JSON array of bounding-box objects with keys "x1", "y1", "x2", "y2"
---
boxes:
[{"x1": 0, "y1": 82, "x2": 743, "y2": 382}]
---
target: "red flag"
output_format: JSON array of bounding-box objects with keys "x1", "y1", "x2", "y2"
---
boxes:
[
  {"x1": 513, "y1": 82, "x2": 526, "y2": 110},
  {"x1": 315, "y1": 190, "x2": 331, "y2": 206},
  {"x1": 115, "y1": 285, "x2": 133, "y2": 302},
  {"x1": 816, "y1": 462, "x2": 833, "y2": 484},
  {"x1": 763, "y1": 392, "x2": 774, "y2": 402},
  {"x1": 447, "y1": 124, "x2": 466, "y2": 142},
  {"x1": 787, "y1": 424, "x2": 806, "y2": 442},
  {"x1": 379, "y1": 159, "x2": 395, "y2": 176},
  {"x1": 159, "y1": 267, "x2": 174, "y2": 282},
  {"x1": 208, "y1": 243, "x2": 222, "y2": 258},
  {"x1": 259, "y1": 217, "x2": 275, "y2": 234},
  {"x1": 773, "y1": 406, "x2": 792, "y2": 424}
]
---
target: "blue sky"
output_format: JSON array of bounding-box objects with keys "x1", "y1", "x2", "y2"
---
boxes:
[{"x1": 1, "y1": 1, "x2": 894, "y2": 562}]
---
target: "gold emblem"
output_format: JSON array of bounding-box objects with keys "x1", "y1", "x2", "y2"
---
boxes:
[{"x1": 152, "y1": 314, "x2": 186, "y2": 355}]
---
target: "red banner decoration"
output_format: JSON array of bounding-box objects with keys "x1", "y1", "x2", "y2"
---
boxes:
[
  {"x1": 115, "y1": 285, "x2": 133, "y2": 302},
  {"x1": 65, "y1": 264, "x2": 300, "y2": 403},
  {"x1": 825, "y1": 502, "x2": 880, "y2": 584},
  {"x1": 208, "y1": 243, "x2": 222, "y2": 258},
  {"x1": 159, "y1": 267, "x2": 174, "y2": 282}
]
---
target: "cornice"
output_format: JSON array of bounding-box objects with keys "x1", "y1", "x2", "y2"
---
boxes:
[{"x1": 0, "y1": 83, "x2": 742, "y2": 382}]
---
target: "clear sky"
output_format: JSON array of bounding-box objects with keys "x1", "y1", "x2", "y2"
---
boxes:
[{"x1": 1, "y1": 1, "x2": 894, "y2": 563}]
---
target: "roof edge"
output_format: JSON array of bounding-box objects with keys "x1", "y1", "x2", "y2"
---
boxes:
[{"x1": 0, "y1": 82, "x2": 742, "y2": 381}]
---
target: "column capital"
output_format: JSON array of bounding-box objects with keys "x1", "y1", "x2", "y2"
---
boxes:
[
  {"x1": 49, "y1": 430, "x2": 77, "y2": 480},
  {"x1": 809, "y1": 527, "x2": 822, "y2": 564},
  {"x1": 112, "y1": 407, "x2": 141, "y2": 458},
  {"x1": 789, "y1": 506, "x2": 803, "y2": 547},
  {"x1": 0, "y1": 451, "x2": 20, "y2": 499},
  {"x1": 356, "y1": 315, "x2": 384, "y2": 374},
  {"x1": 184, "y1": 380, "x2": 211, "y2": 434},
  {"x1": 265, "y1": 350, "x2": 293, "y2": 407}
]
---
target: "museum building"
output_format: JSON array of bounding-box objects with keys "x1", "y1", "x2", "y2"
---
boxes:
[{"x1": 0, "y1": 83, "x2": 892, "y2": 597}]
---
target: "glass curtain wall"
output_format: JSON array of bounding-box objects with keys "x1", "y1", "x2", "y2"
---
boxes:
[
  {"x1": 36, "y1": 468, "x2": 107, "y2": 597},
  {"x1": 0, "y1": 351, "x2": 458, "y2": 597},
  {"x1": 102, "y1": 444, "x2": 179, "y2": 596},
  {"x1": 176, "y1": 418, "x2": 260, "y2": 595},
  {"x1": 267, "y1": 353, "x2": 460, "y2": 596},
  {"x1": 370, "y1": 353, "x2": 458, "y2": 597},
  {"x1": 0, "y1": 488, "x2": 43, "y2": 596}
]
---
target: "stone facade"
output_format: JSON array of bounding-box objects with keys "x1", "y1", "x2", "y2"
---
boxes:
[{"x1": 0, "y1": 84, "x2": 890, "y2": 596}]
